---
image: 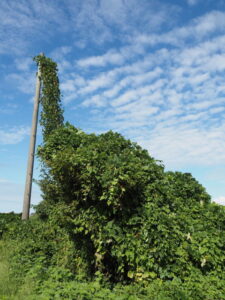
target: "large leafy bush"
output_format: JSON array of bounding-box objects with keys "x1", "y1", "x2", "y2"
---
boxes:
[{"x1": 34, "y1": 123, "x2": 225, "y2": 285}]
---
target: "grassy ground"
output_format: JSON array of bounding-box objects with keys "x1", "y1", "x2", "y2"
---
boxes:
[
  {"x1": 0, "y1": 240, "x2": 17, "y2": 298},
  {"x1": 0, "y1": 240, "x2": 37, "y2": 300}
]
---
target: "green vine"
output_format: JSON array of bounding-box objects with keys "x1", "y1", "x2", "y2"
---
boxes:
[{"x1": 34, "y1": 55, "x2": 64, "y2": 141}]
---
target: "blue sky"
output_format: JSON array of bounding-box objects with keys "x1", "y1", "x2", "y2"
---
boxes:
[{"x1": 1, "y1": 0, "x2": 225, "y2": 212}]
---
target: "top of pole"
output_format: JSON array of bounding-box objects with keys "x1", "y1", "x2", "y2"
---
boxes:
[{"x1": 37, "y1": 53, "x2": 44, "y2": 77}]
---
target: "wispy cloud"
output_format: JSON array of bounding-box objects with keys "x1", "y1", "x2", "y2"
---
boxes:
[
  {"x1": 0, "y1": 126, "x2": 30, "y2": 144},
  {"x1": 2, "y1": 2, "x2": 225, "y2": 172},
  {"x1": 71, "y1": 0, "x2": 176, "y2": 46},
  {"x1": 187, "y1": 0, "x2": 200, "y2": 6},
  {"x1": 77, "y1": 50, "x2": 125, "y2": 68},
  {"x1": 213, "y1": 196, "x2": 225, "y2": 206},
  {"x1": 0, "y1": 103, "x2": 18, "y2": 114},
  {"x1": 14, "y1": 57, "x2": 33, "y2": 72},
  {"x1": 57, "y1": 10, "x2": 225, "y2": 169},
  {"x1": 139, "y1": 124, "x2": 225, "y2": 168},
  {"x1": 6, "y1": 71, "x2": 35, "y2": 95},
  {"x1": 0, "y1": 0, "x2": 176, "y2": 56},
  {"x1": 135, "y1": 10, "x2": 225, "y2": 49},
  {"x1": 0, "y1": 0, "x2": 68, "y2": 55}
]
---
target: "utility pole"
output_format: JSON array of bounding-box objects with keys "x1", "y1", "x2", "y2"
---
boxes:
[{"x1": 22, "y1": 53, "x2": 43, "y2": 220}]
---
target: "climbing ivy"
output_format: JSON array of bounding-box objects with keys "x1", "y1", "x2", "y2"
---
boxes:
[{"x1": 34, "y1": 55, "x2": 64, "y2": 141}]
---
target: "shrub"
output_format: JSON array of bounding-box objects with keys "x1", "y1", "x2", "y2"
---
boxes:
[
  {"x1": 34, "y1": 124, "x2": 225, "y2": 285},
  {"x1": 0, "y1": 212, "x2": 21, "y2": 239}
]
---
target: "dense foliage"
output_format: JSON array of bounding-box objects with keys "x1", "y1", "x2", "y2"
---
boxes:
[
  {"x1": 35, "y1": 124, "x2": 225, "y2": 284},
  {"x1": 0, "y1": 56, "x2": 225, "y2": 299},
  {"x1": 1, "y1": 178, "x2": 225, "y2": 299},
  {"x1": 0, "y1": 212, "x2": 21, "y2": 238},
  {"x1": 34, "y1": 55, "x2": 64, "y2": 141}
]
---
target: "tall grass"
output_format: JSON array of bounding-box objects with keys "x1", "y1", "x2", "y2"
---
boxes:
[
  {"x1": 0, "y1": 240, "x2": 39, "y2": 300},
  {"x1": 0, "y1": 240, "x2": 17, "y2": 298}
]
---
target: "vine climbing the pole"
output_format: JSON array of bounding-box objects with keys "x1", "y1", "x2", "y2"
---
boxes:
[{"x1": 34, "y1": 55, "x2": 64, "y2": 141}]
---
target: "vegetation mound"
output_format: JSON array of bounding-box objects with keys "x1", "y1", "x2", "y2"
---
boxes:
[{"x1": 0, "y1": 56, "x2": 224, "y2": 299}]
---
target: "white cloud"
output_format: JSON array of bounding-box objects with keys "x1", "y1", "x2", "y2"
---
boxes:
[
  {"x1": 213, "y1": 196, "x2": 225, "y2": 206},
  {"x1": 6, "y1": 72, "x2": 36, "y2": 95},
  {"x1": 111, "y1": 79, "x2": 165, "y2": 107},
  {"x1": 0, "y1": 126, "x2": 30, "y2": 145},
  {"x1": 75, "y1": 53, "x2": 166, "y2": 102},
  {"x1": 187, "y1": 0, "x2": 200, "y2": 5},
  {"x1": 50, "y1": 46, "x2": 72, "y2": 73},
  {"x1": 209, "y1": 106, "x2": 225, "y2": 114},
  {"x1": 71, "y1": 0, "x2": 175, "y2": 46},
  {"x1": 15, "y1": 57, "x2": 33, "y2": 71},
  {"x1": 0, "y1": 1, "x2": 222, "y2": 59},
  {"x1": 77, "y1": 43, "x2": 147, "y2": 69},
  {"x1": 135, "y1": 11, "x2": 225, "y2": 49},
  {"x1": 80, "y1": 72, "x2": 116, "y2": 95},
  {"x1": 72, "y1": 11, "x2": 225, "y2": 168},
  {"x1": 1, "y1": 4, "x2": 225, "y2": 196},
  {"x1": 138, "y1": 124, "x2": 225, "y2": 168},
  {"x1": 0, "y1": 103, "x2": 18, "y2": 114},
  {"x1": 77, "y1": 50, "x2": 125, "y2": 68},
  {"x1": 51, "y1": 46, "x2": 72, "y2": 59},
  {"x1": 1, "y1": 0, "x2": 176, "y2": 55},
  {"x1": 0, "y1": 0, "x2": 68, "y2": 55}
]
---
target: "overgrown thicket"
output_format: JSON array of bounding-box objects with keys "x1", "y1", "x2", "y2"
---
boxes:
[
  {"x1": 36, "y1": 124, "x2": 225, "y2": 284},
  {"x1": 0, "y1": 56, "x2": 225, "y2": 299}
]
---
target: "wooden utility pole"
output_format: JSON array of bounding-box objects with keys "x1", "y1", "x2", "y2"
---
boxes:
[{"x1": 22, "y1": 53, "x2": 43, "y2": 220}]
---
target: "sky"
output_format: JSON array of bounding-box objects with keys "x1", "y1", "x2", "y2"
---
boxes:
[{"x1": 0, "y1": 0, "x2": 225, "y2": 213}]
